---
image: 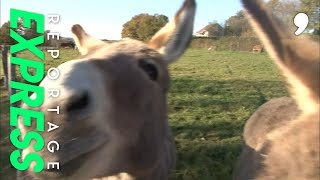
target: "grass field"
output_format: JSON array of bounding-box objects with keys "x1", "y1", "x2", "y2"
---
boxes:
[{"x1": 0, "y1": 49, "x2": 288, "y2": 180}]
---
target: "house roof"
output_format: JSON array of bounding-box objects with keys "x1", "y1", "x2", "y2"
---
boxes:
[
  {"x1": 196, "y1": 25, "x2": 211, "y2": 34},
  {"x1": 196, "y1": 23, "x2": 223, "y2": 34}
]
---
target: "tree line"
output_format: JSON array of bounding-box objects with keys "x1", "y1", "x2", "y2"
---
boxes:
[
  {"x1": 198, "y1": 0, "x2": 319, "y2": 38},
  {"x1": 0, "y1": 20, "x2": 54, "y2": 46},
  {"x1": 1, "y1": 0, "x2": 318, "y2": 44},
  {"x1": 121, "y1": 0, "x2": 319, "y2": 40}
]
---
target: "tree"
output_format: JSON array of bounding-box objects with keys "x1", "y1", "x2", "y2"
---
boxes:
[
  {"x1": 300, "y1": 0, "x2": 320, "y2": 34},
  {"x1": 121, "y1": 13, "x2": 168, "y2": 41},
  {"x1": 266, "y1": 0, "x2": 300, "y2": 28},
  {"x1": 224, "y1": 10, "x2": 252, "y2": 36},
  {"x1": 23, "y1": 20, "x2": 41, "y2": 40},
  {"x1": 0, "y1": 21, "x2": 14, "y2": 44},
  {"x1": 0, "y1": 19, "x2": 41, "y2": 45}
]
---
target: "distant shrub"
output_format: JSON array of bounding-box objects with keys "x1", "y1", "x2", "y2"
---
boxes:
[
  {"x1": 191, "y1": 37, "x2": 261, "y2": 51},
  {"x1": 192, "y1": 34, "x2": 320, "y2": 52}
]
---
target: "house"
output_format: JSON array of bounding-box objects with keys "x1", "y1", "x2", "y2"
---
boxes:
[
  {"x1": 50, "y1": 37, "x2": 75, "y2": 48},
  {"x1": 193, "y1": 23, "x2": 224, "y2": 38},
  {"x1": 194, "y1": 25, "x2": 211, "y2": 37},
  {"x1": 59, "y1": 37, "x2": 75, "y2": 48}
]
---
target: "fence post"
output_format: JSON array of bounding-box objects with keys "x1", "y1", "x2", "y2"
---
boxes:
[
  {"x1": 8, "y1": 52, "x2": 16, "y2": 97},
  {"x1": 1, "y1": 46, "x2": 16, "y2": 131},
  {"x1": 1, "y1": 46, "x2": 9, "y2": 89},
  {"x1": 1, "y1": 46, "x2": 16, "y2": 97}
]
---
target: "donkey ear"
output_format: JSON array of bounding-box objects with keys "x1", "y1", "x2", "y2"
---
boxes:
[
  {"x1": 242, "y1": 0, "x2": 320, "y2": 114},
  {"x1": 148, "y1": 0, "x2": 196, "y2": 63},
  {"x1": 71, "y1": 24, "x2": 107, "y2": 55}
]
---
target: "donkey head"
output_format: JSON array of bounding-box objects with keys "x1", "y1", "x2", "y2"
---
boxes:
[{"x1": 17, "y1": 0, "x2": 196, "y2": 179}]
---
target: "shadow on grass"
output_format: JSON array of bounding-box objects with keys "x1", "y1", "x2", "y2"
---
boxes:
[
  {"x1": 170, "y1": 78, "x2": 287, "y2": 96},
  {"x1": 170, "y1": 123, "x2": 243, "y2": 180},
  {"x1": 169, "y1": 78, "x2": 288, "y2": 112},
  {"x1": 168, "y1": 78, "x2": 287, "y2": 180},
  {"x1": 0, "y1": 78, "x2": 15, "y2": 179},
  {"x1": 0, "y1": 144, "x2": 16, "y2": 180},
  {"x1": 0, "y1": 112, "x2": 16, "y2": 180}
]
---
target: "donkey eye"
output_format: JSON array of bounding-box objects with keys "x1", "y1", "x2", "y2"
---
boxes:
[{"x1": 138, "y1": 60, "x2": 158, "y2": 81}]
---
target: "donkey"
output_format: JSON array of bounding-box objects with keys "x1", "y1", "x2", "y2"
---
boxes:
[
  {"x1": 16, "y1": 0, "x2": 196, "y2": 179},
  {"x1": 252, "y1": 44, "x2": 263, "y2": 53},
  {"x1": 233, "y1": 0, "x2": 319, "y2": 179}
]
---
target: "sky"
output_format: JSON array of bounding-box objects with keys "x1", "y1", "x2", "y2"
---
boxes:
[{"x1": 1, "y1": 0, "x2": 243, "y2": 40}]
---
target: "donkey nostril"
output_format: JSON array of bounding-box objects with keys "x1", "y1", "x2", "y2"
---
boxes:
[{"x1": 66, "y1": 91, "x2": 90, "y2": 112}]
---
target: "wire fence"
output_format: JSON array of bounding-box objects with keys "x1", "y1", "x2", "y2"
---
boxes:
[
  {"x1": 1, "y1": 45, "x2": 14, "y2": 129},
  {"x1": 0, "y1": 46, "x2": 16, "y2": 179}
]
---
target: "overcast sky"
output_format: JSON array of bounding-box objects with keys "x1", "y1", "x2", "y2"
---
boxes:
[{"x1": 1, "y1": 0, "x2": 243, "y2": 40}]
